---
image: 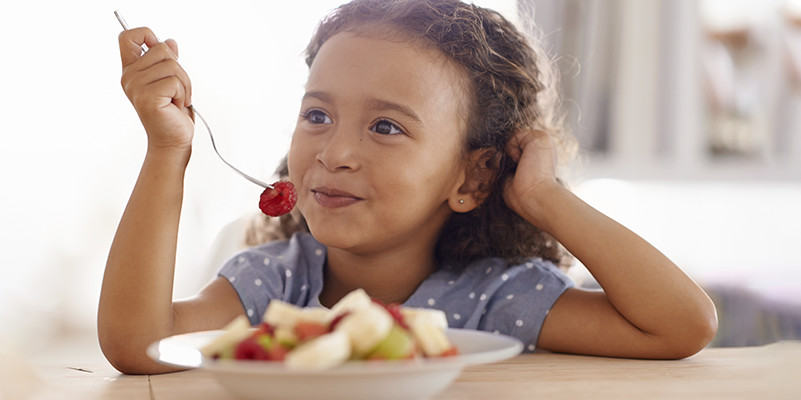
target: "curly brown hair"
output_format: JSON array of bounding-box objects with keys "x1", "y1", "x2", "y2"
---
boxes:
[{"x1": 247, "y1": 0, "x2": 576, "y2": 269}]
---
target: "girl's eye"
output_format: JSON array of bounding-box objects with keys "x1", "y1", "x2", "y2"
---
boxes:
[
  {"x1": 371, "y1": 119, "x2": 404, "y2": 135},
  {"x1": 302, "y1": 109, "x2": 333, "y2": 125}
]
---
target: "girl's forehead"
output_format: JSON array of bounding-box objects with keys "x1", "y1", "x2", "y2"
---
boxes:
[
  {"x1": 305, "y1": 31, "x2": 472, "y2": 118},
  {"x1": 316, "y1": 29, "x2": 453, "y2": 69}
]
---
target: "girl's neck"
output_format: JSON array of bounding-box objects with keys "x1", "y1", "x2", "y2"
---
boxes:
[{"x1": 319, "y1": 245, "x2": 438, "y2": 308}]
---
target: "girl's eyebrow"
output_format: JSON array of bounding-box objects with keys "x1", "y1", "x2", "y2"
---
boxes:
[
  {"x1": 302, "y1": 91, "x2": 422, "y2": 123},
  {"x1": 365, "y1": 98, "x2": 422, "y2": 124},
  {"x1": 302, "y1": 91, "x2": 333, "y2": 104}
]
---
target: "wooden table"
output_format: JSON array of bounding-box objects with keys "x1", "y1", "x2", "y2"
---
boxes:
[{"x1": 13, "y1": 340, "x2": 800, "y2": 399}]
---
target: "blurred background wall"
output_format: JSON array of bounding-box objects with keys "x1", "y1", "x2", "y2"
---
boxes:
[{"x1": 0, "y1": 0, "x2": 798, "y2": 354}]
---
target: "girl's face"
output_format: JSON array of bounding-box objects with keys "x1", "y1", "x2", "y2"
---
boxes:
[{"x1": 288, "y1": 31, "x2": 470, "y2": 255}]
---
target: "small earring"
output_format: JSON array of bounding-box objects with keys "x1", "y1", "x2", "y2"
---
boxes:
[{"x1": 459, "y1": 199, "x2": 465, "y2": 204}]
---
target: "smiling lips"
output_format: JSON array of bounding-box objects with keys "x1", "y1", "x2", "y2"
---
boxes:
[{"x1": 312, "y1": 187, "x2": 362, "y2": 208}]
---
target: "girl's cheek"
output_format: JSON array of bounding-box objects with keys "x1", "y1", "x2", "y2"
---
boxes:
[
  {"x1": 287, "y1": 134, "x2": 311, "y2": 184},
  {"x1": 286, "y1": 144, "x2": 300, "y2": 184}
]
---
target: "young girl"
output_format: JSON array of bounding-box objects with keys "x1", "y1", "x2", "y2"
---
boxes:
[{"x1": 99, "y1": 0, "x2": 717, "y2": 374}]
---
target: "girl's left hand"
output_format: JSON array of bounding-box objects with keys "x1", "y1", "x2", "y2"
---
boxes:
[{"x1": 502, "y1": 129, "x2": 559, "y2": 222}]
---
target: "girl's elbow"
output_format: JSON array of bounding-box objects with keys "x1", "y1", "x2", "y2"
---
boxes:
[
  {"x1": 98, "y1": 331, "x2": 171, "y2": 375},
  {"x1": 663, "y1": 305, "x2": 719, "y2": 359},
  {"x1": 101, "y1": 343, "x2": 179, "y2": 375},
  {"x1": 106, "y1": 354, "x2": 150, "y2": 375},
  {"x1": 691, "y1": 309, "x2": 719, "y2": 355},
  {"x1": 693, "y1": 297, "x2": 720, "y2": 352},
  {"x1": 99, "y1": 341, "x2": 145, "y2": 375}
]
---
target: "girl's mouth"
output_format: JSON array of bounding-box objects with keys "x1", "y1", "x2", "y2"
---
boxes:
[{"x1": 311, "y1": 187, "x2": 362, "y2": 209}]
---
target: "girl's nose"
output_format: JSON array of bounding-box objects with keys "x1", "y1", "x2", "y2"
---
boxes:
[{"x1": 316, "y1": 126, "x2": 361, "y2": 172}]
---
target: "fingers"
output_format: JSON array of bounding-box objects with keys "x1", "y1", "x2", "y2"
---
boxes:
[
  {"x1": 505, "y1": 130, "x2": 530, "y2": 162},
  {"x1": 507, "y1": 130, "x2": 554, "y2": 159},
  {"x1": 141, "y1": 76, "x2": 191, "y2": 112},
  {"x1": 119, "y1": 27, "x2": 160, "y2": 67},
  {"x1": 124, "y1": 64, "x2": 192, "y2": 111},
  {"x1": 164, "y1": 38, "x2": 179, "y2": 57},
  {"x1": 122, "y1": 55, "x2": 192, "y2": 106},
  {"x1": 120, "y1": 34, "x2": 192, "y2": 108}
]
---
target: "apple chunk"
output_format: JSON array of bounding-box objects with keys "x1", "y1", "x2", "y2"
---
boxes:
[{"x1": 365, "y1": 325, "x2": 417, "y2": 360}]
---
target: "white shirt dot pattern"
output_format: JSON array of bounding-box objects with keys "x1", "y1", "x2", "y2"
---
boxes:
[{"x1": 254, "y1": 278, "x2": 262, "y2": 286}]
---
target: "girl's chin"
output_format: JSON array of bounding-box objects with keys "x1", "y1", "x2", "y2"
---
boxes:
[
  {"x1": 308, "y1": 230, "x2": 361, "y2": 252},
  {"x1": 306, "y1": 221, "x2": 359, "y2": 247}
]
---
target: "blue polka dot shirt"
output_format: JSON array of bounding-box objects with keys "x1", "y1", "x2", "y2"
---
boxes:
[{"x1": 218, "y1": 232, "x2": 574, "y2": 352}]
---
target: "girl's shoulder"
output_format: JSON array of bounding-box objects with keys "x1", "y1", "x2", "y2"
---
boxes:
[
  {"x1": 412, "y1": 257, "x2": 575, "y2": 311},
  {"x1": 218, "y1": 232, "x2": 327, "y2": 325},
  {"x1": 227, "y1": 232, "x2": 326, "y2": 292},
  {"x1": 409, "y1": 257, "x2": 575, "y2": 349},
  {"x1": 446, "y1": 256, "x2": 573, "y2": 287}
]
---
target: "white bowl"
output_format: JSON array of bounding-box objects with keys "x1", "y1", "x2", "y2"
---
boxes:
[{"x1": 148, "y1": 328, "x2": 523, "y2": 400}]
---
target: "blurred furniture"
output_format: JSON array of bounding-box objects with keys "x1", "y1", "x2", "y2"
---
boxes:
[
  {"x1": 524, "y1": 0, "x2": 801, "y2": 181},
  {"x1": 706, "y1": 284, "x2": 801, "y2": 347}
]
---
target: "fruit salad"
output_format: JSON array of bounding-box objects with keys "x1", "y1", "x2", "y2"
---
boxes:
[{"x1": 200, "y1": 289, "x2": 459, "y2": 370}]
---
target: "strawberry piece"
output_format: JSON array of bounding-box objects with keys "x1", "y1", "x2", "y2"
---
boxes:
[
  {"x1": 372, "y1": 299, "x2": 410, "y2": 330},
  {"x1": 294, "y1": 321, "x2": 329, "y2": 342},
  {"x1": 259, "y1": 181, "x2": 297, "y2": 217},
  {"x1": 267, "y1": 343, "x2": 290, "y2": 361},
  {"x1": 328, "y1": 311, "x2": 351, "y2": 332},
  {"x1": 256, "y1": 322, "x2": 275, "y2": 335},
  {"x1": 439, "y1": 347, "x2": 460, "y2": 357},
  {"x1": 234, "y1": 334, "x2": 271, "y2": 360}
]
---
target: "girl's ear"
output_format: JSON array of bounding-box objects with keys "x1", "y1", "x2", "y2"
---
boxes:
[{"x1": 448, "y1": 148, "x2": 497, "y2": 213}]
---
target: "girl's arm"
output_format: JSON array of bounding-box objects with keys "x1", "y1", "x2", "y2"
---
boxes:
[
  {"x1": 504, "y1": 130, "x2": 718, "y2": 359},
  {"x1": 98, "y1": 28, "x2": 244, "y2": 374}
]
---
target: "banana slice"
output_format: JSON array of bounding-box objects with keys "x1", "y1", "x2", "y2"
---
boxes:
[
  {"x1": 329, "y1": 288, "x2": 373, "y2": 315},
  {"x1": 334, "y1": 302, "x2": 393, "y2": 356},
  {"x1": 401, "y1": 308, "x2": 453, "y2": 357},
  {"x1": 263, "y1": 299, "x2": 332, "y2": 327},
  {"x1": 200, "y1": 315, "x2": 253, "y2": 358},
  {"x1": 400, "y1": 307, "x2": 448, "y2": 330},
  {"x1": 285, "y1": 330, "x2": 351, "y2": 370}
]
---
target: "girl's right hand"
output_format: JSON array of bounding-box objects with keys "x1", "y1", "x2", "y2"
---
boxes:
[{"x1": 119, "y1": 27, "x2": 194, "y2": 152}]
